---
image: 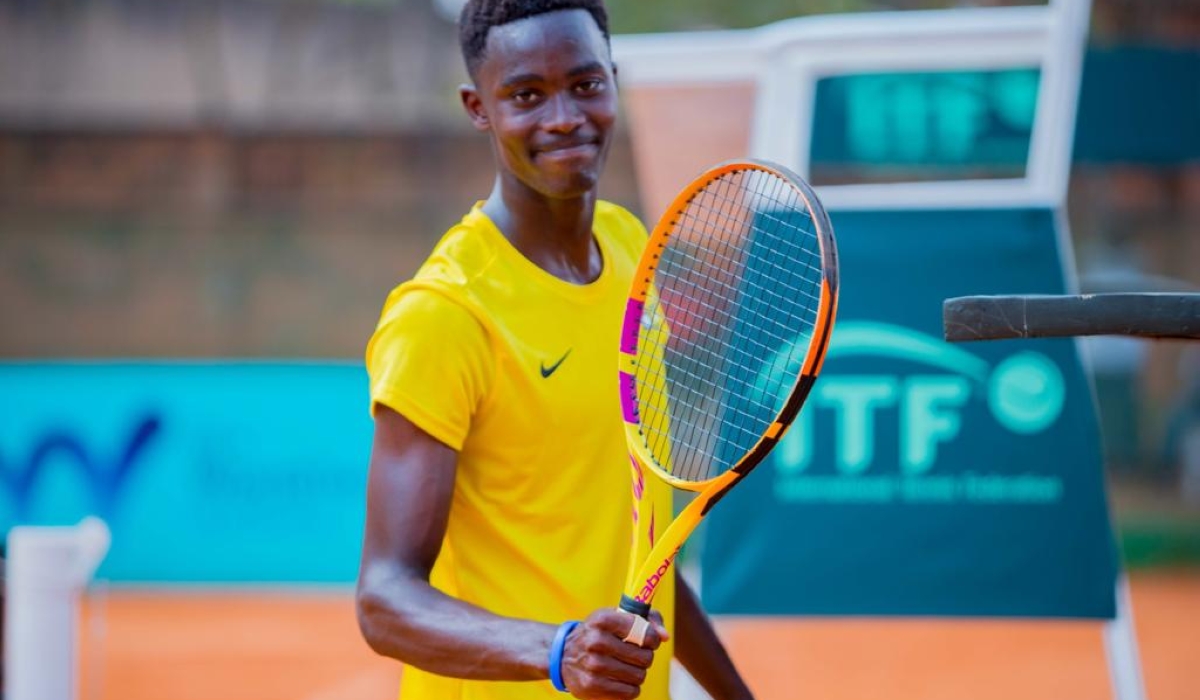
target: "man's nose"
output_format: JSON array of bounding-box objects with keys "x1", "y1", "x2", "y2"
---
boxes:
[{"x1": 543, "y1": 93, "x2": 585, "y2": 133}]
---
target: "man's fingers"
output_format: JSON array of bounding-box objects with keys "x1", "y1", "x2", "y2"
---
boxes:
[
  {"x1": 581, "y1": 654, "x2": 649, "y2": 687},
  {"x1": 579, "y1": 607, "x2": 664, "y2": 653},
  {"x1": 575, "y1": 614, "x2": 655, "y2": 667},
  {"x1": 648, "y1": 609, "x2": 670, "y2": 642},
  {"x1": 616, "y1": 611, "x2": 662, "y2": 650},
  {"x1": 622, "y1": 615, "x2": 650, "y2": 646},
  {"x1": 561, "y1": 618, "x2": 652, "y2": 698},
  {"x1": 577, "y1": 674, "x2": 642, "y2": 699}
]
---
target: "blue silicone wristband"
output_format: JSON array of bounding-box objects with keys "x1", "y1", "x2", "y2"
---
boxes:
[{"x1": 549, "y1": 620, "x2": 580, "y2": 692}]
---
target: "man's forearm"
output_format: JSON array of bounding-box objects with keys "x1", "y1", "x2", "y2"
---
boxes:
[
  {"x1": 357, "y1": 567, "x2": 554, "y2": 681},
  {"x1": 674, "y1": 572, "x2": 754, "y2": 699}
]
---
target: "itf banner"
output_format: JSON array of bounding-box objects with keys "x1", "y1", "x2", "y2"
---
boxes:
[
  {"x1": 701, "y1": 208, "x2": 1119, "y2": 619},
  {"x1": 0, "y1": 362, "x2": 372, "y2": 582}
]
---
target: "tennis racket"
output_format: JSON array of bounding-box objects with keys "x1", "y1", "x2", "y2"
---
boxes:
[{"x1": 616, "y1": 159, "x2": 839, "y2": 624}]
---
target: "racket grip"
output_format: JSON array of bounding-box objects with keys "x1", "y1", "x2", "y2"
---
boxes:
[{"x1": 619, "y1": 594, "x2": 650, "y2": 619}]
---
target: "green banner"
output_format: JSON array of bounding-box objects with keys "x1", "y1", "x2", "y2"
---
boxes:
[
  {"x1": 701, "y1": 208, "x2": 1119, "y2": 619},
  {"x1": 811, "y1": 68, "x2": 1039, "y2": 184},
  {"x1": 809, "y1": 48, "x2": 1200, "y2": 183}
]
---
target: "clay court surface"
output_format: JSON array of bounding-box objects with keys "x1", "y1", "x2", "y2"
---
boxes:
[{"x1": 80, "y1": 569, "x2": 1198, "y2": 700}]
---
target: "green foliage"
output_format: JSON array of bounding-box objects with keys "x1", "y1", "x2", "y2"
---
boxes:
[
  {"x1": 601, "y1": 1, "x2": 1048, "y2": 33},
  {"x1": 604, "y1": 0, "x2": 873, "y2": 33},
  {"x1": 254, "y1": 1, "x2": 1048, "y2": 32}
]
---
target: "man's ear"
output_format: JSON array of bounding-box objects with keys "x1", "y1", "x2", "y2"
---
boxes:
[{"x1": 460, "y1": 84, "x2": 490, "y2": 132}]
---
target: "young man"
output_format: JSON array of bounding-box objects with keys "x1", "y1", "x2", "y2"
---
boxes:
[{"x1": 356, "y1": 2, "x2": 753, "y2": 698}]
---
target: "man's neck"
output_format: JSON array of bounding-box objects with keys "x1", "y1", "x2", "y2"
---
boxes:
[{"x1": 481, "y1": 178, "x2": 602, "y2": 285}]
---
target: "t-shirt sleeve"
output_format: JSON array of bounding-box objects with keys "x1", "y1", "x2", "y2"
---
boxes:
[{"x1": 365, "y1": 287, "x2": 493, "y2": 451}]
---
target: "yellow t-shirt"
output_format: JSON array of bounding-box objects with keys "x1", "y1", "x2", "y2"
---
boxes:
[{"x1": 366, "y1": 202, "x2": 675, "y2": 700}]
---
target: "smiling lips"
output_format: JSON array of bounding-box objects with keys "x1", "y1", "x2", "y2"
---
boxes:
[{"x1": 534, "y1": 141, "x2": 599, "y2": 159}]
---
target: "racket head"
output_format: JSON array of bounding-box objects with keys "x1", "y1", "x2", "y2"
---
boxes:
[{"x1": 618, "y1": 159, "x2": 839, "y2": 491}]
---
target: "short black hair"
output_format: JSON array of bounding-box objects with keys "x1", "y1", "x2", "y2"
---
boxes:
[{"x1": 459, "y1": 0, "x2": 610, "y2": 78}]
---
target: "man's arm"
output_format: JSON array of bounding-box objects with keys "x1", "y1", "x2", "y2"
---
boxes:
[
  {"x1": 355, "y1": 405, "x2": 663, "y2": 697},
  {"x1": 674, "y1": 572, "x2": 755, "y2": 699}
]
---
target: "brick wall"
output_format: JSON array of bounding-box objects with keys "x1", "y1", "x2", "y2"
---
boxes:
[{"x1": 0, "y1": 130, "x2": 644, "y2": 357}]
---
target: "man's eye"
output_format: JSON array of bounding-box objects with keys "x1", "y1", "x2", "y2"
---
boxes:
[
  {"x1": 512, "y1": 90, "x2": 540, "y2": 104},
  {"x1": 576, "y1": 79, "x2": 603, "y2": 94}
]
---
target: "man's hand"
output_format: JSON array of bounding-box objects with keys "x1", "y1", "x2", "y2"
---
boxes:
[{"x1": 560, "y1": 608, "x2": 669, "y2": 699}]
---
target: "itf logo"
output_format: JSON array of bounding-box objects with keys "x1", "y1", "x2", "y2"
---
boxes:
[
  {"x1": 0, "y1": 414, "x2": 160, "y2": 521},
  {"x1": 759, "y1": 322, "x2": 1067, "y2": 505}
]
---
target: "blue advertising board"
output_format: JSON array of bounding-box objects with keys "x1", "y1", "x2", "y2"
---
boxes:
[
  {"x1": 0, "y1": 362, "x2": 372, "y2": 582},
  {"x1": 700, "y1": 209, "x2": 1120, "y2": 619}
]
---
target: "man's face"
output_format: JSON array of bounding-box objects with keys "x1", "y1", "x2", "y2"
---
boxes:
[{"x1": 464, "y1": 10, "x2": 617, "y2": 200}]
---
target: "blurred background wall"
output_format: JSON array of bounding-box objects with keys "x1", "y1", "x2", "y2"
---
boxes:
[
  {"x1": 0, "y1": 0, "x2": 644, "y2": 359},
  {"x1": 0, "y1": 0, "x2": 1196, "y2": 533}
]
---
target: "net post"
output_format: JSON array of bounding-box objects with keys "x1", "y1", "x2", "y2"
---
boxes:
[
  {"x1": 1103, "y1": 574, "x2": 1148, "y2": 700},
  {"x1": 4, "y1": 517, "x2": 111, "y2": 700}
]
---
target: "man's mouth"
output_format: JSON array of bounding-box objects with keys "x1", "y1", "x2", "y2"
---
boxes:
[{"x1": 535, "y1": 141, "x2": 599, "y2": 160}]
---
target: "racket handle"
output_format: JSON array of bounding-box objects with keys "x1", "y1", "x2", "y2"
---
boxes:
[{"x1": 619, "y1": 594, "x2": 650, "y2": 619}]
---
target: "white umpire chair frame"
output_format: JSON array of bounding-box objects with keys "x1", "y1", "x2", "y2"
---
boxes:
[{"x1": 614, "y1": 2, "x2": 1146, "y2": 698}]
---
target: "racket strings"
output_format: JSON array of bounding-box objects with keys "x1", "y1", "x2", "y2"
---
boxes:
[
  {"x1": 634, "y1": 168, "x2": 824, "y2": 483},
  {"x1": 698, "y1": 172, "x2": 819, "y2": 466},
  {"x1": 656, "y1": 234, "x2": 822, "y2": 315},
  {"x1": 637, "y1": 179, "x2": 759, "y2": 460},
  {"x1": 677, "y1": 194, "x2": 826, "y2": 299},
  {"x1": 638, "y1": 246, "x2": 816, "y2": 429}
]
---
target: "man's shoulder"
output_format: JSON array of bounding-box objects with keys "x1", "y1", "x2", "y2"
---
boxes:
[
  {"x1": 375, "y1": 281, "x2": 482, "y2": 342},
  {"x1": 373, "y1": 208, "x2": 500, "y2": 332},
  {"x1": 415, "y1": 208, "x2": 501, "y2": 291}
]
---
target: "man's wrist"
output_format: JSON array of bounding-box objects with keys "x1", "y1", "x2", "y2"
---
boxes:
[{"x1": 548, "y1": 620, "x2": 580, "y2": 692}]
